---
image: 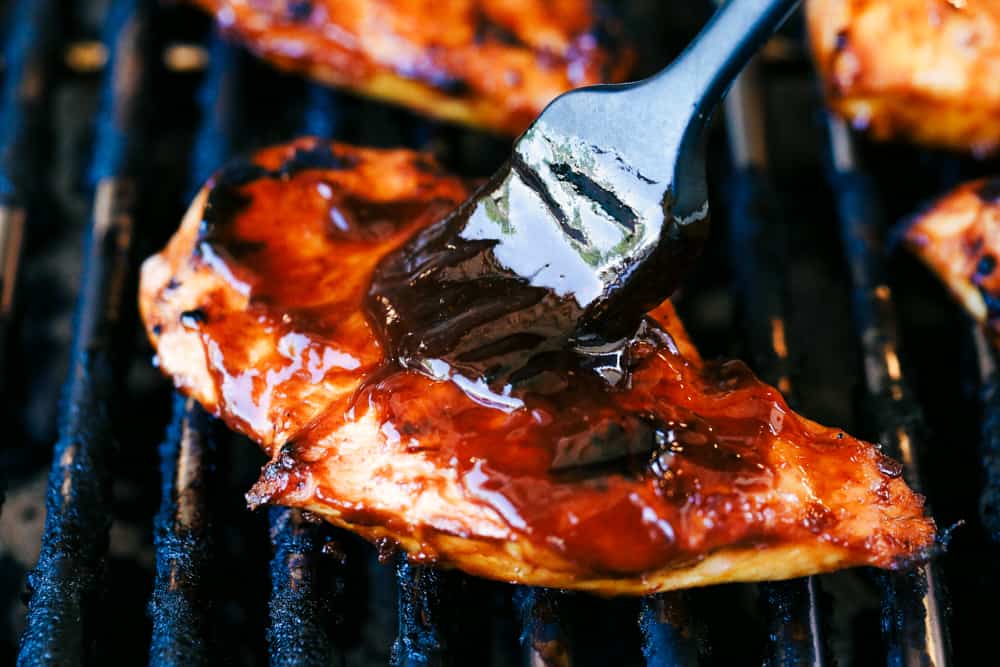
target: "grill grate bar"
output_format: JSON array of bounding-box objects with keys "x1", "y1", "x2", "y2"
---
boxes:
[
  {"x1": 640, "y1": 592, "x2": 700, "y2": 667},
  {"x1": 757, "y1": 580, "x2": 825, "y2": 667},
  {"x1": 0, "y1": 0, "x2": 60, "y2": 440},
  {"x1": 147, "y1": 32, "x2": 238, "y2": 666},
  {"x1": 516, "y1": 587, "x2": 572, "y2": 667},
  {"x1": 971, "y1": 323, "x2": 1000, "y2": 543},
  {"x1": 392, "y1": 560, "x2": 447, "y2": 666},
  {"x1": 263, "y1": 82, "x2": 345, "y2": 667},
  {"x1": 267, "y1": 508, "x2": 342, "y2": 666},
  {"x1": 723, "y1": 58, "x2": 826, "y2": 667},
  {"x1": 0, "y1": 0, "x2": 58, "y2": 203},
  {"x1": 823, "y1": 115, "x2": 951, "y2": 667},
  {"x1": 17, "y1": 0, "x2": 150, "y2": 663},
  {"x1": 149, "y1": 395, "x2": 217, "y2": 665}
]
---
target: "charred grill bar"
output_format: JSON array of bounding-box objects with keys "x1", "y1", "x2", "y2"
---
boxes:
[
  {"x1": 1, "y1": 2, "x2": 981, "y2": 666},
  {"x1": 639, "y1": 592, "x2": 700, "y2": 666},
  {"x1": 188, "y1": 35, "x2": 241, "y2": 202},
  {"x1": 147, "y1": 32, "x2": 234, "y2": 666},
  {"x1": 515, "y1": 587, "x2": 572, "y2": 667},
  {"x1": 392, "y1": 560, "x2": 448, "y2": 666},
  {"x1": 823, "y1": 116, "x2": 951, "y2": 666},
  {"x1": 973, "y1": 328, "x2": 1000, "y2": 542},
  {"x1": 267, "y1": 507, "x2": 342, "y2": 666},
  {"x1": 150, "y1": 396, "x2": 217, "y2": 665},
  {"x1": 0, "y1": 0, "x2": 52, "y2": 531},
  {"x1": 17, "y1": 0, "x2": 148, "y2": 663},
  {"x1": 0, "y1": 0, "x2": 56, "y2": 388}
]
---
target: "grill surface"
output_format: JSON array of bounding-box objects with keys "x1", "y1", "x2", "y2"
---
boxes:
[{"x1": 1, "y1": 1, "x2": 997, "y2": 665}]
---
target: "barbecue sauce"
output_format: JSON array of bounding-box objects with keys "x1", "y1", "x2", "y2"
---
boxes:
[
  {"x1": 366, "y1": 124, "x2": 710, "y2": 401},
  {"x1": 153, "y1": 140, "x2": 920, "y2": 575}
]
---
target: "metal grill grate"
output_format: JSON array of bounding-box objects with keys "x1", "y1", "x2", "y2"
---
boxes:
[
  {"x1": 823, "y1": 116, "x2": 950, "y2": 666},
  {"x1": 3, "y1": 1, "x2": 997, "y2": 665},
  {"x1": 150, "y1": 396, "x2": 216, "y2": 664},
  {"x1": 17, "y1": 1, "x2": 146, "y2": 662}
]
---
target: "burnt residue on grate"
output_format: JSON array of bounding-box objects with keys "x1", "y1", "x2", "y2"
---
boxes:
[
  {"x1": 392, "y1": 559, "x2": 448, "y2": 666},
  {"x1": 516, "y1": 587, "x2": 572, "y2": 667},
  {"x1": 267, "y1": 507, "x2": 343, "y2": 666},
  {"x1": 149, "y1": 395, "x2": 218, "y2": 665},
  {"x1": 639, "y1": 592, "x2": 701, "y2": 666}
]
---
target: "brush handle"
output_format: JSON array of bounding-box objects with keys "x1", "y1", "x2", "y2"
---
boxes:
[{"x1": 650, "y1": 0, "x2": 800, "y2": 117}]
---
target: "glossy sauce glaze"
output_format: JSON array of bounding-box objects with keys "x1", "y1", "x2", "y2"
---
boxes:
[
  {"x1": 367, "y1": 122, "x2": 711, "y2": 399},
  {"x1": 142, "y1": 139, "x2": 932, "y2": 576}
]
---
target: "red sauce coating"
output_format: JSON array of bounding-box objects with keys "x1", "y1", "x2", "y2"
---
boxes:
[{"x1": 143, "y1": 139, "x2": 933, "y2": 576}]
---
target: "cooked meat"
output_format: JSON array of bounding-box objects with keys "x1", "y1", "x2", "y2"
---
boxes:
[
  {"x1": 140, "y1": 138, "x2": 934, "y2": 594},
  {"x1": 903, "y1": 177, "x2": 1000, "y2": 340},
  {"x1": 189, "y1": 0, "x2": 633, "y2": 134},
  {"x1": 807, "y1": 0, "x2": 1000, "y2": 154}
]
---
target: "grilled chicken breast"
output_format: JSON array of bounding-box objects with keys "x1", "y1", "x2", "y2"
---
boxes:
[
  {"x1": 190, "y1": 0, "x2": 633, "y2": 135},
  {"x1": 807, "y1": 0, "x2": 1000, "y2": 154},
  {"x1": 903, "y1": 177, "x2": 1000, "y2": 339},
  {"x1": 140, "y1": 138, "x2": 934, "y2": 594}
]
